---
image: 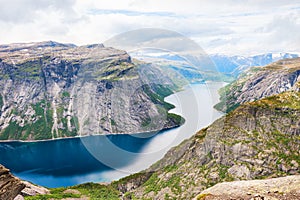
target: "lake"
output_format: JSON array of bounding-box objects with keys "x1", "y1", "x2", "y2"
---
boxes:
[{"x1": 0, "y1": 82, "x2": 224, "y2": 188}]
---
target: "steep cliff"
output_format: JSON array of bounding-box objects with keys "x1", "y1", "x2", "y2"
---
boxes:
[
  {"x1": 0, "y1": 41, "x2": 183, "y2": 140},
  {"x1": 110, "y1": 90, "x2": 300, "y2": 199},
  {"x1": 214, "y1": 58, "x2": 300, "y2": 112}
]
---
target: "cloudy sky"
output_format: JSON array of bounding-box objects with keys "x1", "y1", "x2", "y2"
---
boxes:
[{"x1": 0, "y1": 0, "x2": 299, "y2": 55}]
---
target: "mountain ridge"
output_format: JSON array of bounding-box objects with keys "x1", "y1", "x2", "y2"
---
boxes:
[
  {"x1": 215, "y1": 57, "x2": 300, "y2": 112},
  {"x1": 0, "y1": 41, "x2": 183, "y2": 141}
]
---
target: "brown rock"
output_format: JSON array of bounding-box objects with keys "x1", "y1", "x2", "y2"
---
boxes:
[{"x1": 0, "y1": 164, "x2": 25, "y2": 200}]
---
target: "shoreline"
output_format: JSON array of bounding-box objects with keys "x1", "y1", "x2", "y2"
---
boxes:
[
  {"x1": 0, "y1": 81, "x2": 222, "y2": 144},
  {"x1": 0, "y1": 121, "x2": 182, "y2": 144},
  {"x1": 1, "y1": 81, "x2": 225, "y2": 188}
]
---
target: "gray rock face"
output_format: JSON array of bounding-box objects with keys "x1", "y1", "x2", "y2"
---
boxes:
[
  {"x1": 215, "y1": 58, "x2": 300, "y2": 112},
  {"x1": 114, "y1": 89, "x2": 300, "y2": 199},
  {"x1": 0, "y1": 165, "x2": 25, "y2": 200},
  {"x1": 0, "y1": 41, "x2": 183, "y2": 140}
]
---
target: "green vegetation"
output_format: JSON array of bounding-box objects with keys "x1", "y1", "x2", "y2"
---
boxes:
[
  {"x1": 71, "y1": 182, "x2": 120, "y2": 199},
  {"x1": 195, "y1": 128, "x2": 207, "y2": 140},
  {"x1": 25, "y1": 183, "x2": 120, "y2": 200},
  {"x1": 88, "y1": 61, "x2": 136, "y2": 81},
  {"x1": 141, "y1": 83, "x2": 185, "y2": 128},
  {"x1": 111, "y1": 172, "x2": 151, "y2": 188},
  {"x1": 143, "y1": 173, "x2": 160, "y2": 194},
  {"x1": 143, "y1": 84, "x2": 175, "y2": 110},
  {"x1": 251, "y1": 91, "x2": 300, "y2": 110},
  {"x1": 163, "y1": 165, "x2": 178, "y2": 173},
  {"x1": 20, "y1": 60, "x2": 41, "y2": 78},
  {"x1": 25, "y1": 187, "x2": 81, "y2": 200},
  {"x1": 265, "y1": 130, "x2": 300, "y2": 165},
  {"x1": 0, "y1": 95, "x2": 3, "y2": 110},
  {"x1": 111, "y1": 119, "x2": 116, "y2": 126},
  {"x1": 167, "y1": 113, "x2": 185, "y2": 126},
  {"x1": 0, "y1": 121, "x2": 21, "y2": 140},
  {"x1": 142, "y1": 172, "x2": 182, "y2": 195},
  {"x1": 61, "y1": 91, "x2": 70, "y2": 98},
  {"x1": 214, "y1": 80, "x2": 243, "y2": 113},
  {"x1": 0, "y1": 101, "x2": 54, "y2": 140},
  {"x1": 0, "y1": 100, "x2": 78, "y2": 140},
  {"x1": 10, "y1": 56, "x2": 51, "y2": 81},
  {"x1": 141, "y1": 117, "x2": 151, "y2": 127},
  {"x1": 218, "y1": 165, "x2": 230, "y2": 179},
  {"x1": 58, "y1": 117, "x2": 77, "y2": 138},
  {"x1": 69, "y1": 116, "x2": 78, "y2": 131},
  {"x1": 28, "y1": 101, "x2": 53, "y2": 140}
]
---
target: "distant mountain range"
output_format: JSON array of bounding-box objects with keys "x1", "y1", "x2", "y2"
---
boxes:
[
  {"x1": 210, "y1": 53, "x2": 299, "y2": 76},
  {"x1": 131, "y1": 51, "x2": 299, "y2": 80}
]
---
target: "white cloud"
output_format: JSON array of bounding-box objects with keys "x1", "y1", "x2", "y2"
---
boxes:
[{"x1": 0, "y1": 0, "x2": 299, "y2": 55}]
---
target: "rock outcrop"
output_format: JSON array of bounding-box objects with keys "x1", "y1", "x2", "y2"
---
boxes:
[
  {"x1": 215, "y1": 58, "x2": 300, "y2": 112},
  {"x1": 196, "y1": 175, "x2": 300, "y2": 200},
  {"x1": 0, "y1": 41, "x2": 183, "y2": 140},
  {"x1": 0, "y1": 164, "x2": 25, "y2": 200},
  {"x1": 13, "y1": 180, "x2": 49, "y2": 200}
]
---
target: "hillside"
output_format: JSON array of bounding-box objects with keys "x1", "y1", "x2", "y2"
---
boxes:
[
  {"x1": 215, "y1": 57, "x2": 300, "y2": 112},
  {"x1": 26, "y1": 90, "x2": 300, "y2": 199},
  {"x1": 115, "y1": 90, "x2": 300, "y2": 199},
  {"x1": 0, "y1": 41, "x2": 183, "y2": 140}
]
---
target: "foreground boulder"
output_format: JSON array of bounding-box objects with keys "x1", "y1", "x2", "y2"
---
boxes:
[
  {"x1": 196, "y1": 175, "x2": 300, "y2": 200},
  {"x1": 0, "y1": 165, "x2": 25, "y2": 200}
]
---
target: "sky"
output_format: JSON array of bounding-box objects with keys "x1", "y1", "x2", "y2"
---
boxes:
[{"x1": 0, "y1": 0, "x2": 299, "y2": 55}]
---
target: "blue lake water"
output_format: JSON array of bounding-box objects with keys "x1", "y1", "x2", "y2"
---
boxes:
[{"x1": 0, "y1": 82, "x2": 224, "y2": 188}]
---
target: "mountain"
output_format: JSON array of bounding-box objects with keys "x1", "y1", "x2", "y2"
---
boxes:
[
  {"x1": 26, "y1": 89, "x2": 300, "y2": 199},
  {"x1": 130, "y1": 51, "x2": 298, "y2": 84},
  {"x1": 130, "y1": 50, "x2": 235, "y2": 83},
  {"x1": 25, "y1": 58, "x2": 300, "y2": 199},
  {"x1": 113, "y1": 90, "x2": 300, "y2": 199},
  {"x1": 214, "y1": 57, "x2": 300, "y2": 112},
  {"x1": 210, "y1": 53, "x2": 299, "y2": 76},
  {"x1": 0, "y1": 41, "x2": 183, "y2": 140}
]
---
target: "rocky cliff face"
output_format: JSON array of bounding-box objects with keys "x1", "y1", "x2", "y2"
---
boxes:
[
  {"x1": 33, "y1": 90, "x2": 300, "y2": 199},
  {"x1": 0, "y1": 164, "x2": 25, "y2": 200},
  {"x1": 23, "y1": 58, "x2": 300, "y2": 199},
  {"x1": 215, "y1": 58, "x2": 300, "y2": 112},
  {"x1": 0, "y1": 41, "x2": 183, "y2": 140},
  {"x1": 110, "y1": 90, "x2": 300, "y2": 199}
]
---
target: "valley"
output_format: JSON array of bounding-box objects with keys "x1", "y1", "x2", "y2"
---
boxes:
[{"x1": 0, "y1": 42, "x2": 299, "y2": 200}]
